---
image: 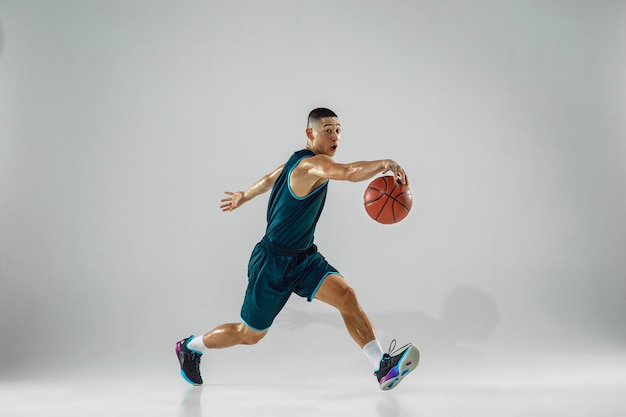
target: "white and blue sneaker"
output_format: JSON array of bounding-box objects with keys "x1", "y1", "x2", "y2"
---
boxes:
[{"x1": 375, "y1": 340, "x2": 420, "y2": 390}]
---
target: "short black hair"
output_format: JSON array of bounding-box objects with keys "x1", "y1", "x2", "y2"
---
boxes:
[{"x1": 307, "y1": 107, "x2": 338, "y2": 128}]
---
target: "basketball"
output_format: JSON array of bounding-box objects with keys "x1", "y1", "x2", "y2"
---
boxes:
[{"x1": 363, "y1": 176, "x2": 412, "y2": 224}]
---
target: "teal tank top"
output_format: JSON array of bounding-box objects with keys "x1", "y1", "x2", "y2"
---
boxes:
[{"x1": 264, "y1": 149, "x2": 328, "y2": 250}]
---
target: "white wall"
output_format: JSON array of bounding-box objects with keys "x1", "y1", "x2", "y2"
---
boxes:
[{"x1": 1, "y1": 0, "x2": 625, "y2": 374}]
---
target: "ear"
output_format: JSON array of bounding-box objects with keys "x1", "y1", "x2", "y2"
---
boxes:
[{"x1": 305, "y1": 127, "x2": 314, "y2": 141}]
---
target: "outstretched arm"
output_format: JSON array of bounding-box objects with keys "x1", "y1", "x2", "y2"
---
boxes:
[
  {"x1": 298, "y1": 155, "x2": 407, "y2": 184},
  {"x1": 220, "y1": 164, "x2": 285, "y2": 212}
]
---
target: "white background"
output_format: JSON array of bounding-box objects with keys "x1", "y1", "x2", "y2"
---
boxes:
[{"x1": 1, "y1": 1, "x2": 625, "y2": 414}]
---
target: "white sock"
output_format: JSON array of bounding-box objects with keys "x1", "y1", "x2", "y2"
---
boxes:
[
  {"x1": 362, "y1": 339, "x2": 384, "y2": 370},
  {"x1": 186, "y1": 335, "x2": 208, "y2": 353}
]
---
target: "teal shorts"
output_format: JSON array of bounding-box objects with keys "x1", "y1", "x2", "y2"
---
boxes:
[{"x1": 240, "y1": 237, "x2": 340, "y2": 332}]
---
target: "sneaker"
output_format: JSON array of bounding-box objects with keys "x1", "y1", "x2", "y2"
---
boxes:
[
  {"x1": 375, "y1": 340, "x2": 420, "y2": 390},
  {"x1": 176, "y1": 336, "x2": 203, "y2": 385}
]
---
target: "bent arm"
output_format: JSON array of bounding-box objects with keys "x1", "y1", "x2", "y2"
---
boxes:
[{"x1": 221, "y1": 164, "x2": 285, "y2": 212}]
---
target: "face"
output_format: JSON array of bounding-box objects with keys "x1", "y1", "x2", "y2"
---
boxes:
[{"x1": 306, "y1": 116, "x2": 341, "y2": 157}]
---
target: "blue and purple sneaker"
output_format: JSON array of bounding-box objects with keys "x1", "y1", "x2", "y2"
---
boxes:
[
  {"x1": 375, "y1": 340, "x2": 420, "y2": 390},
  {"x1": 175, "y1": 336, "x2": 203, "y2": 385}
]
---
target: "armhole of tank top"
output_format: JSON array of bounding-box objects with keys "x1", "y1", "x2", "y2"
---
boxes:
[{"x1": 288, "y1": 155, "x2": 329, "y2": 200}]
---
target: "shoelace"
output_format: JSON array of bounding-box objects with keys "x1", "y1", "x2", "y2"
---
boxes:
[{"x1": 387, "y1": 339, "x2": 411, "y2": 357}]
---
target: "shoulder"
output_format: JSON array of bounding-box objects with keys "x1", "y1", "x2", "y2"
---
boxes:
[
  {"x1": 298, "y1": 153, "x2": 334, "y2": 168},
  {"x1": 295, "y1": 154, "x2": 338, "y2": 178},
  {"x1": 290, "y1": 154, "x2": 331, "y2": 195}
]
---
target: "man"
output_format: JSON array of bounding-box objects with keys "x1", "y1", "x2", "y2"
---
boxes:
[{"x1": 176, "y1": 108, "x2": 419, "y2": 390}]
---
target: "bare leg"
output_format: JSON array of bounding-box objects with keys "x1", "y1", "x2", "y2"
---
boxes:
[
  {"x1": 201, "y1": 322, "x2": 268, "y2": 349},
  {"x1": 314, "y1": 274, "x2": 376, "y2": 348}
]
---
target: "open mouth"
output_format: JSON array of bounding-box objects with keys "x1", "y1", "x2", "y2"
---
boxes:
[{"x1": 331, "y1": 145, "x2": 338, "y2": 151}]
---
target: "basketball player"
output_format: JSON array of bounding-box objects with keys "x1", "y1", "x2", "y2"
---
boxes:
[{"x1": 176, "y1": 108, "x2": 419, "y2": 390}]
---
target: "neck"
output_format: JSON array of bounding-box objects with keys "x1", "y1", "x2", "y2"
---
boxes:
[{"x1": 305, "y1": 143, "x2": 319, "y2": 154}]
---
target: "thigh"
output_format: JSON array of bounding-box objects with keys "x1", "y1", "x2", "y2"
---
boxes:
[
  {"x1": 312, "y1": 273, "x2": 350, "y2": 308},
  {"x1": 293, "y1": 252, "x2": 341, "y2": 302},
  {"x1": 241, "y1": 244, "x2": 293, "y2": 331}
]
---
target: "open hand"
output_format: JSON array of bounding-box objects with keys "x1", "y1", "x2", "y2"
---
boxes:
[{"x1": 220, "y1": 191, "x2": 246, "y2": 212}]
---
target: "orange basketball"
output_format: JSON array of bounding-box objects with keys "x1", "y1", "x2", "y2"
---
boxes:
[{"x1": 363, "y1": 176, "x2": 412, "y2": 224}]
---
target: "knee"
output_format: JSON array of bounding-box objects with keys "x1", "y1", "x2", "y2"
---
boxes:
[
  {"x1": 242, "y1": 333, "x2": 264, "y2": 345},
  {"x1": 239, "y1": 324, "x2": 267, "y2": 345},
  {"x1": 338, "y1": 286, "x2": 360, "y2": 311}
]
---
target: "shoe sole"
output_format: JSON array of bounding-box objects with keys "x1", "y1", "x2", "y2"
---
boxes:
[{"x1": 379, "y1": 345, "x2": 420, "y2": 391}]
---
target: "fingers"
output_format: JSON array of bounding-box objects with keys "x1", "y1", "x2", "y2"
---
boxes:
[
  {"x1": 382, "y1": 159, "x2": 408, "y2": 184},
  {"x1": 220, "y1": 191, "x2": 233, "y2": 211},
  {"x1": 221, "y1": 191, "x2": 244, "y2": 212},
  {"x1": 388, "y1": 162, "x2": 407, "y2": 185},
  {"x1": 400, "y1": 168, "x2": 408, "y2": 185},
  {"x1": 220, "y1": 198, "x2": 232, "y2": 211},
  {"x1": 394, "y1": 167, "x2": 407, "y2": 184},
  {"x1": 221, "y1": 191, "x2": 234, "y2": 203}
]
